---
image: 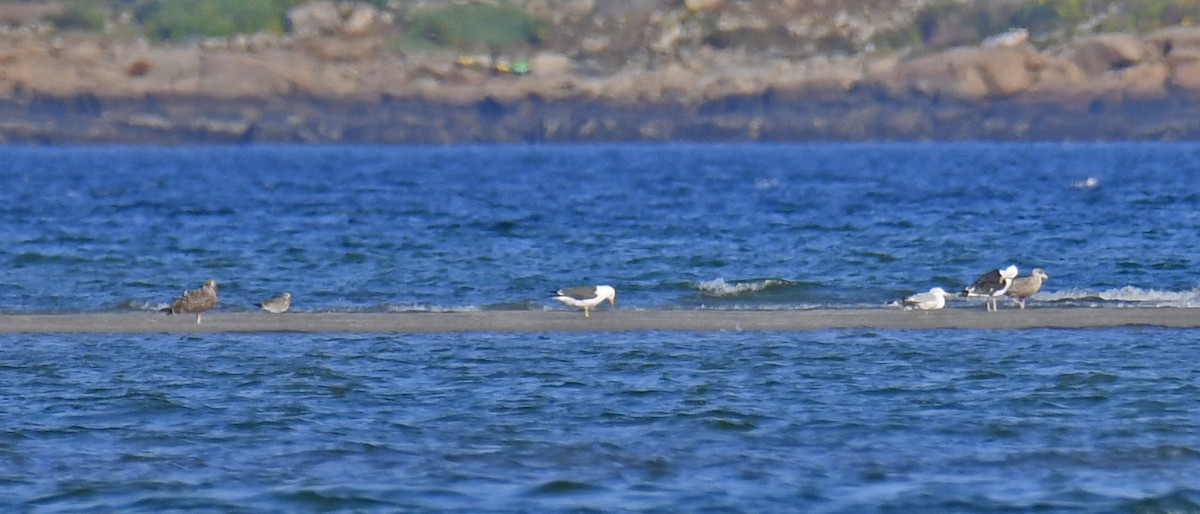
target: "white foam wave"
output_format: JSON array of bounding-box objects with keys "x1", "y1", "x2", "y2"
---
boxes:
[
  {"x1": 1037, "y1": 286, "x2": 1200, "y2": 308},
  {"x1": 383, "y1": 304, "x2": 482, "y2": 313},
  {"x1": 126, "y1": 300, "x2": 170, "y2": 311},
  {"x1": 696, "y1": 278, "x2": 789, "y2": 297},
  {"x1": 693, "y1": 303, "x2": 863, "y2": 311}
]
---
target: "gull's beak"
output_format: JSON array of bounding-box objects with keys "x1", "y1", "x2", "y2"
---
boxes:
[{"x1": 609, "y1": 297, "x2": 616, "y2": 308}]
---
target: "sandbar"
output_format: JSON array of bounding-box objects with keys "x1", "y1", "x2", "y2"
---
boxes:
[{"x1": 0, "y1": 308, "x2": 1197, "y2": 334}]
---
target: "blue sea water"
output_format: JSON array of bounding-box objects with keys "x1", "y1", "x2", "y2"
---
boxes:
[
  {"x1": 2, "y1": 143, "x2": 1200, "y2": 511},
  {"x1": 2, "y1": 143, "x2": 1200, "y2": 312}
]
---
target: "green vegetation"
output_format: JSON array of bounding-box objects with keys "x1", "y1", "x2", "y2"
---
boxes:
[
  {"x1": 872, "y1": 25, "x2": 923, "y2": 55},
  {"x1": 49, "y1": 2, "x2": 107, "y2": 32},
  {"x1": 915, "y1": 0, "x2": 1009, "y2": 48},
  {"x1": 135, "y1": 0, "x2": 302, "y2": 40},
  {"x1": 26, "y1": 0, "x2": 544, "y2": 49},
  {"x1": 11, "y1": 0, "x2": 1200, "y2": 54},
  {"x1": 1008, "y1": 1, "x2": 1083, "y2": 35},
  {"x1": 402, "y1": 2, "x2": 546, "y2": 54},
  {"x1": 1101, "y1": 0, "x2": 1200, "y2": 32}
]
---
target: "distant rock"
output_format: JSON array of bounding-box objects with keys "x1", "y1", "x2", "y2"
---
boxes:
[
  {"x1": 1166, "y1": 46, "x2": 1200, "y2": 90},
  {"x1": 8, "y1": 1, "x2": 1200, "y2": 143},
  {"x1": 201, "y1": 54, "x2": 295, "y2": 97},
  {"x1": 879, "y1": 46, "x2": 1039, "y2": 100},
  {"x1": 297, "y1": 35, "x2": 378, "y2": 61},
  {"x1": 288, "y1": 1, "x2": 385, "y2": 38},
  {"x1": 1025, "y1": 56, "x2": 1089, "y2": 96},
  {"x1": 982, "y1": 28, "x2": 1028, "y2": 48},
  {"x1": 871, "y1": 28, "x2": 1200, "y2": 103},
  {"x1": 530, "y1": 52, "x2": 572, "y2": 76},
  {"x1": 1068, "y1": 34, "x2": 1155, "y2": 76},
  {"x1": 685, "y1": 0, "x2": 724, "y2": 11},
  {"x1": 1151, "y1": 27, "x2": 1200, "y2": 90},
  {"x1": 1117, "y1": 62, "x2": 1169, "y2": 98},
  {"x1": 1151, "y1": 26, "x2": 1200, "y2": 48},
  {"x1": 342, "y1": 4, "x2": 382, "y2": 36},
  {"x1": 287, "y1": 1, "x2": 341, "y2": 37}
]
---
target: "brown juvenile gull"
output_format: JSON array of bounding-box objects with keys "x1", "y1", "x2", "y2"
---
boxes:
[
  {"x1": 552, "y1": 285, "x2": 616, "y2": 318},
  {"x1": 961, "y1": 265, "x2": 1018, "y2": 312},
  {"x1": 1006, "y1": 268, "x2": 1049, "y2": 309},
  {"x1": 259, "y1": 292, "x2": 291, "y2": 314},
  {"x1": 902, "y1": 287, "x2": 951, "y2": 311},
  {"x1": 162, "y1": 279, "x2": 218, "y2": 324}
]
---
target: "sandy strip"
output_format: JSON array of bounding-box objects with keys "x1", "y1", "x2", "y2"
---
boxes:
[{"x1": 0, "y1": 308, "x2": 1197, "y2": 334}]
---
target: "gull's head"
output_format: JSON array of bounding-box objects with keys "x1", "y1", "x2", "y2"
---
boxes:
[
  {"x1": 930, "y1": 287, "x2": 949, "y2": 297},
  {"x1": 204, "y1": 279, "x2": 218, "y2": 290},
  {"x1": 1001, "y1": 265, "x2": 1018, "y2": 280},
  {"x1": 597, "y1": 285, "x2": 616, "y2": 306},
  {"x1": 1031, "y1": 269, "x2": 1048, "y2": 281},
  {"x1": 281, "y1": 292, "x2": 291, "y2": 300}
]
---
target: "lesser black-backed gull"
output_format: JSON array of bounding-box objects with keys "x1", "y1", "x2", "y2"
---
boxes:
[
  {"x1": 259, "y1": 292, "x2": 291, "y2": 314},
  {"x1": 163, "y1": 278, "x2": 218, "y2": 324},
  {"x1": 552, "y1": 285, "x2": 616, "y2": 318},
  {"x1": 902, "y1": 287, "x2": 951, "y2": 311},
  {"x1": 962, "y1": 265, "x2": 1017, "y2": 312},
  {"x1": 1006, "y1": 268, "x2": 1048, "y2": 309}
]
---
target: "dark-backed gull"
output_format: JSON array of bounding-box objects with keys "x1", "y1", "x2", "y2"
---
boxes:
[
  {"x1": 259, "y1": 292, "x2": 291, "y2": 314},
  {"x1": 962, "y1": 265, "x2": 1018, "y2": 312},
  {"x1": 163, "y1": 279, "x2": 218, "y2": 324},
  {"x1": 1006, "y1": 268, "x2": 1048, "y2": 309},
  {"x1": 552, "y1": 285, "x2": 616, "y2": 318},
  {"x1": 902, "y1": 287, "x2": 951, "y2": 311}
]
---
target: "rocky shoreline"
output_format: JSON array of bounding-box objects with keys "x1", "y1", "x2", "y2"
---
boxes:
[
  {"x1": 6, "y1": 87, "x2": 1200, "y2": 145},
  {"x1": 6, "y1": 20, "x2": 1200, "y2": 143}
]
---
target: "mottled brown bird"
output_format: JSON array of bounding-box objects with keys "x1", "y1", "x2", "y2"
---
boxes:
[
  {"x1": 163, "y1": 279, "x2": 218, "y2": 324},
  {"x1": 1006, "y1": 268, "x2": 1049, "y2": 309},
  {"x1": 259, "y1": 292, "x2": 291, "y2": 314}
]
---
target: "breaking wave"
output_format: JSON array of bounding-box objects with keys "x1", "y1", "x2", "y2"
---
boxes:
[
  {"x1": 686, "y1": 277, "x2": 854, "y2": 308},
  {"x1": 123, "y1": 299, "x2": 171, "y2": 312},
  {"x1": 383, "y1": 304, "x2": 483, "y2": 313},
  {"x1": 1036, "y1": 286, "x2": 1200, "y2": 308},
  {"x1": 695, "y1": 278, "x2": 795, "y2": 297},
  {"x1": 385, "y1": 301, "x2": 545, "y2": 313}
]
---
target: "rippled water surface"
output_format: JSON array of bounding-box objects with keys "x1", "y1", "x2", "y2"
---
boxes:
[
  {"x1": 2, "y1": 142, "x2": 1199, "y2": 311},
  {"x1": 3, "y1": 143, "x2": 1200, "y2": 511},
  {"x1": 3, "y1": 329, "x2": 1199, "y2": 512}
]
